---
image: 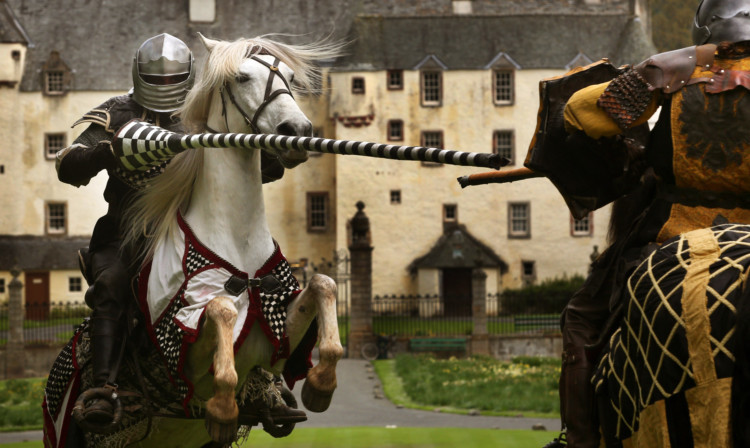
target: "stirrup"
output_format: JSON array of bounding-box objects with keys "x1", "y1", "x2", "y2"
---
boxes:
[
  {"x1": 543, "y1": 431, "x2": 567, "y2": 448},
  {"x1": 72, "y1": 385, "x2": 123, "y2": 434}
]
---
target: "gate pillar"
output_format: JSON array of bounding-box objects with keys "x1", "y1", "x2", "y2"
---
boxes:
[
  {"x1": 7, "y1": 268, "x2": 25, "y2": 378},
  {"x1": 348, "y1": 201, "x2": 374, "y2": 359},
  {"x1": 471, "y1": 266, "x2": 490, "y2": 356}
]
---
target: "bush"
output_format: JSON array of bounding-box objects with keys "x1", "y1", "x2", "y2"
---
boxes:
[{"x1": 500, "y1": 275, "x2": 585, "y2": 315}]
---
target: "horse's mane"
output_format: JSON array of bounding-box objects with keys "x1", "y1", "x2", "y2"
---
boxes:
[{"x1": 122, "y1": 35, "x2": 346, "y2": 264}]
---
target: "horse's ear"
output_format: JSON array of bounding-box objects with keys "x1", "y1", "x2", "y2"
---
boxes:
[{"x1": 198, "y1": 32, "x2": 219, "y2": 52}]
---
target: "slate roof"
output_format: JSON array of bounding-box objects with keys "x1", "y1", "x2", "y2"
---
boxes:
[
  {"x1": 0, "y1": 236, "x2": 89, "y2": 271},
  {"x1": 336, "y1": 14, "x2": 656, "y2": 71},
  {"x1": 0, "y1": 0, "x2": 29, "y2": 44},
  {"x1": 6, "y1": 0, "x2": 645, "y2": 92},
  {"x1": 409, "y1": 225, "x2": 508, "y2": 272}
]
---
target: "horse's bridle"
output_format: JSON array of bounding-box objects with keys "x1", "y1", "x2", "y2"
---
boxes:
[{"x1": 219, "y1": 52, "x2": 294, "y2": 134}]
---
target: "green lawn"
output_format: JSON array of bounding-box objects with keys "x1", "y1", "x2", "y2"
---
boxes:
[
  {"x1": 377, "y1": 355, "x2": 560, "y2": 418},
  {"x1": 0, "y1": 427, "x2": 557, "y2": 448}
]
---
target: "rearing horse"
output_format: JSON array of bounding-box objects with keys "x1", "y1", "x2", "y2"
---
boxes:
[{"x1": 43, "y1": 34, "x2": 345, "y2": 448}]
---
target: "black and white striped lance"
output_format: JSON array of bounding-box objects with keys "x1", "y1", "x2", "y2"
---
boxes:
[{"x1": 112, "y1": 119, "x2": 505, "y2": 172}]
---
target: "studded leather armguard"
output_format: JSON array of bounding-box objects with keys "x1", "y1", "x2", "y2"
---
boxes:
[{"x1": 597, "y1": 68, "x2": 654, "y2": 130}]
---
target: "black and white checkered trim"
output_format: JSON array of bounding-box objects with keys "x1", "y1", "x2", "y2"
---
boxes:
[
  {"x1": 45, "y1": 320, "x2": 88, "y2": 417},
  {"x1": 259, "y1": 258, "x2": 299, "y2": 343},
  {"x1": 185, "y1": 243, "x2": 212, "y2": 276},
  {"x1": 153, "y1": 288, "x2": 190, "y2": 399}
]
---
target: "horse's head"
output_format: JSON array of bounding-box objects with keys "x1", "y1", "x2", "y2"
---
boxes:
[{"x1": 195, "y1": 34, "x2": 324, "y2": 169}]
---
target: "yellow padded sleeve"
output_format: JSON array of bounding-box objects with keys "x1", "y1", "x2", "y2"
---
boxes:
[{"x1": 564, "y1": 81, "x2": 660, "y2": 139}]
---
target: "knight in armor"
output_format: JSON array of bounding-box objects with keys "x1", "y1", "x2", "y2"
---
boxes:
[
  {"x1": 56, "y1": 33, "x2": 195, "y2": 425},
  {"x1": 549, "y1": 1, "x2": 750, "y2": 446}
]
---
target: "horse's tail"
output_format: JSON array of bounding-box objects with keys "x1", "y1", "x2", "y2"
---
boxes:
[{"x1": 732, "y1": 281, "x2": 750, "y2": 446}]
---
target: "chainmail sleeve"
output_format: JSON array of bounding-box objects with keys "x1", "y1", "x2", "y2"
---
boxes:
[{"x1": 597, "y1": 68, "x2": 656, "y2": 131}]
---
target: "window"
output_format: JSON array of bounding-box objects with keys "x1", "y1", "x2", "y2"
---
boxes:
[
  {"x1": 444, "y1": 204, "x2": 458, "y2": 222},
  {"x1": 45, "y1": 133, "x2": 66, "y2": 160},
  {"x1": 0, "y1": 278, "x2": 5, "y2": 294},
  {"x1": 493, "y1": 130, "x2": 514, "y2": 165},
  {"x1": 42, "y1": 51, "x2": 72, "y2": 96},
  {"x1": 508, "y1": 202, "x2": 530, "y2": 238},
  {"x1": 521, "y1": 261, "x2": 536, "y2": 286},
  {"x1": 388, "y1": 120, "x2": 403, "y2": 141},
  {"x1": 421, "y1": 131, "x2": 443, "y2": 148},
  {"x1": 352, "y1": 77, "x2": 365, "y2": 94},
  {"x1": 45, "y1": 71, "x2": 65, "y2": 94},
  {"x1": 493, "y1": 70, "x2": 514, "y2": 105},
  {"x1": 46, "y1": 202, "x2": 67, "y2": 235},
  {"x1": 387, "y1": 70, "x2": 403, "y2": 90},
  {"x1": 421, "y1": 71, "x2": 442, "y2": 106},
  {"x1": 69, "y1": 277, "x2": 82, "y2": 292},
  {"x1": 421, "y1": 131, "x2": 444, "y2": 167},
  {"x1": 307, "y1": 192, "x2": 329, "y2": 232},
  {"x1": 571, "y1": 212, "x2": 594, "y2": 236},
  {"x1": 390, "y1": 190, "x2": 401, "y2": 204}
]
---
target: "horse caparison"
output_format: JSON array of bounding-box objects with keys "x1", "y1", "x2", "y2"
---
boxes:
[
  {"x1": 594, "y1": 179, "x2": 750, "y2": 447},
  {"x1": 43, "y1": 34, "x2": 346, "y2": 448}
]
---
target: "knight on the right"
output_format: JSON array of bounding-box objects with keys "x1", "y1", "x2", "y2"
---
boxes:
[{"x1": 554, "y1": 1, "x2": 750, "y2": 446}]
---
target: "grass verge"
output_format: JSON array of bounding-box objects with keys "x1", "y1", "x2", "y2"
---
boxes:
[{"x1": 0, "y1": 427, "x2": 557, "y2": 448}]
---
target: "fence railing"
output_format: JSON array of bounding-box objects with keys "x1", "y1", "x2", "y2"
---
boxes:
[
  {"x1": 370, "y1": 293, "x2": 561, "y2": 338},
  {"x1": 0, "y1": 289, "x2": 563, "y2": 348},
  {"x1": 0, "y1": 301, "x2": 90, "y2": 347}
]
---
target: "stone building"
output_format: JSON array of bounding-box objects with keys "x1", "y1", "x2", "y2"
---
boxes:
[{"x1": 0, "y1": 0, "x2": 654, "y2": 310}]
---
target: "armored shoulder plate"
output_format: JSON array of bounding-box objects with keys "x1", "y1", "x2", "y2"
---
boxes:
[
  {"x1": 71, "y1": 95, "x2": 146, "y2": 134},
  {"x1": 634, "y1": 44, "x2": 717, "y2": 93}
]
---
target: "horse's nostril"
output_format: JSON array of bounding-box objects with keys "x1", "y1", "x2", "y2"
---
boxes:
[
  {"x1": 276, "y1": 121, "x2": 296, "y2": 136},
  {"x1": 276, "y1": 120, "x2": 313, "y2": 137}
]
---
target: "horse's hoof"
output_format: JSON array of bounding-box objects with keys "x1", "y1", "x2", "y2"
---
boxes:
[
  {"x1": 205, "y1": 397, "x2": 239, "y2": 444},
  {"x1": 204, "y1": 418, "x2": 238, "y2": 445},
  {"x1": 301, "y1": 379, "x2": 334, "y2": 412}
]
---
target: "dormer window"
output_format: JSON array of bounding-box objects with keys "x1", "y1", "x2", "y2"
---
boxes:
[
  {"x1": 421, "y1": 71, "x2": 442, "y2": 106},
  {"x1": 42, "y1": 51, "x2": 72, "y2": 96},
  {"x1": 493, "y1": 70, "x2": 514, "y2": 105},
  {"x1": 415, "y1": 55, "x2": 447, "y2": 107},
  {"x1": 485, "y1": 52, "x2": 520, "y2": 107}
]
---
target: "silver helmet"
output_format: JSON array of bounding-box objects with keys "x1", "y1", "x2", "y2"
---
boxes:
[
  {"x1": 131, "y1": 33, "x2": 194, "y2": 113},
  {"x1": 693, "y1": 0, "x2": 750, "y2": 45}
]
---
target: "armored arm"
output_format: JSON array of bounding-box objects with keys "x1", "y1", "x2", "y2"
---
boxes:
[{"x1": 56, "y1": 124, "x2": 116, "y2": 187}]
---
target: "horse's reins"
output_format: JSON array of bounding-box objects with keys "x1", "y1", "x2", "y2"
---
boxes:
[{"x1": 218, "y1": 52, "x2": 294, "y2": 134}]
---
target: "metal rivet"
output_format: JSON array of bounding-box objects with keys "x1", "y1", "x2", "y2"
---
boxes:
[
  {"x1": 681, "y1": 80, "x2": 685, "y2": 84},
  {"x1": 689, "y1": 56, "x2": 694, "y2": 59},
  {"x1": 706, "y1": 64, "x2": 711, "y2": 68},
  {"x1": 710, "y1": 78, "x2": 715, "y2": 83},
  {"x1": 721, "y1": 69, "x2": 725, "y2": 73}
]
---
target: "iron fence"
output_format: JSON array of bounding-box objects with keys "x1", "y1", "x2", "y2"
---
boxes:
[
  {"x1": 370, "y1": 293, "x2": 561, "y2": 338},
  {"x1": 0, "y1": 301, "x2": 90, "y2": 346}
]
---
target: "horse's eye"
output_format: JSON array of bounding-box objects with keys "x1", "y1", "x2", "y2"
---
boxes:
[
  {"x1": 288, "y1": 73, "x2": 295, "y2": 84},
  {"x1": 235, "y1": 73, "x2": 250, "y2": 83}
]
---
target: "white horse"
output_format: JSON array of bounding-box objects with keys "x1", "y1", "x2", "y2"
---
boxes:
[{"x1": 43, "y1": 34, "x2": 345, "y2": 448}]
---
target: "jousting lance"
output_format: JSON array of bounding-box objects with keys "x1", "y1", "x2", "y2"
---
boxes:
[
  {"x1": 111, "y1": 120, "x2": 507, "y2": 173},
  {"x1": 456, "y1": 167, "x2": 544, "y2": 188}
]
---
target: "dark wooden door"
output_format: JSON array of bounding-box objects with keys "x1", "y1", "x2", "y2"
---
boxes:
[
  {"x1": 442, "y1": 268, "x2": 472, "y2": 317},
  {"x1": 25, "y1": 271, "x2": 50, "y2": 321}
]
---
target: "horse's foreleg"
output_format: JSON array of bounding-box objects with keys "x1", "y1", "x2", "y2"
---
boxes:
[
  {"x1": 203, "y1": 296, "x2": 239, "y2": 444},
  {"x1": 286, "y1": 274, "x2": 343, "y2": 412}
]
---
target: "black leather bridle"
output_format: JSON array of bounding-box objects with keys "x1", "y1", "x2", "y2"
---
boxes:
[{"x1": 218, "y1": 52, "x2": 294, "y2": 134}]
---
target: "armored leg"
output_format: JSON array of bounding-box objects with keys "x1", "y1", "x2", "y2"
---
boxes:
[{"x1": 82, "y1": 244, "x2": 131, "y2": 424}]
